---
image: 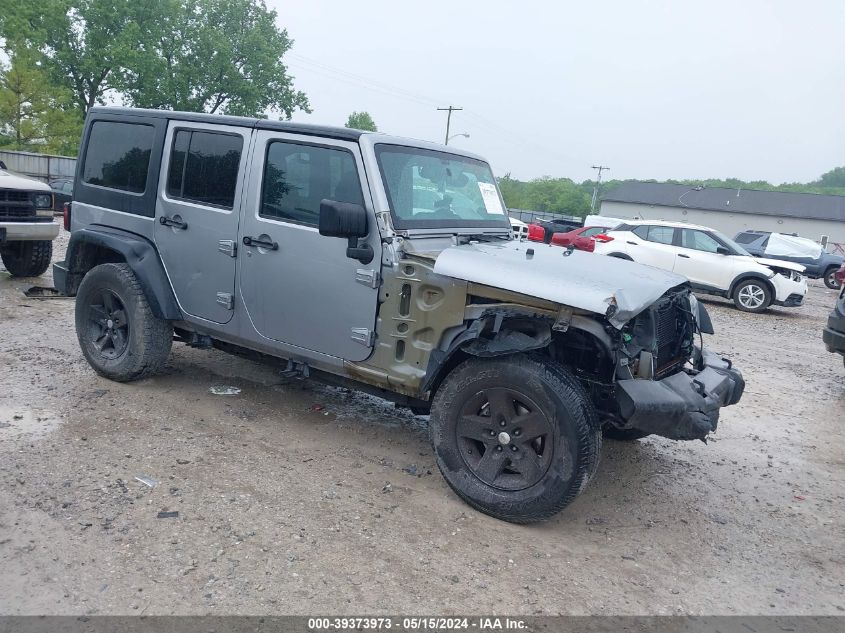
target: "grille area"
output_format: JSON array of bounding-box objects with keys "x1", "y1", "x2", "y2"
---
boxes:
[
  {"x1": 0, "y1": 190, "x2": 36, "y2": 220},
  {"x1": 654, "y1": 295, "x2": 693, "y2": 374}
]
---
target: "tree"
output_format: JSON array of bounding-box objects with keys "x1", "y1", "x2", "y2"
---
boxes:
[
  {"x1": 814, "y1": 167, "x2": 845, "y2": 189},
  {"x1": 524, "y1": 176, "x2": 591, "y2": 217},
  {"x1": 345, "y1": 111, "x2": 378, "y2": 132},
  {"x1": 121, "y1": 0, "x2": 310, "y2": 117},
  {"x1": 3, "y1": 0, "x2": 310, "y2": 119},
  {"x1": 0, "y1": 51, "x2": 82, "y2": 154}
]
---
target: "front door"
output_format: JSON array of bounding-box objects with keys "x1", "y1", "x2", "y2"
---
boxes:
[
  {"x1": 238, "y1": 132, "x2": 380, "y2": 362},
  {"x1": 673, "y1": 228, "x2": 736, "y2": 290},
  {"x1": 155, "y1": 122, "x2": 250, "y2": 324}
]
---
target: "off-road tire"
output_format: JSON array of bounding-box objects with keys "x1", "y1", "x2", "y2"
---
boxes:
[
  {"x1": 429, "y1": 354, "x2": 601, "y2": 524},
  {"x1": 602, "y1": 425, "x2": 651, "y2": 441},
  {"x1": 0, "y1": 240, "x2": 52, "y2": 277},
  {"x1": 75, "y1": 263, "x2": 172, "y2": 382},
  {"x1": 733, "y1": 278, "x2": 772, "y2": 313},
  {"x1": 823, "y1": 266, "x2": 841, "y2": 290}
]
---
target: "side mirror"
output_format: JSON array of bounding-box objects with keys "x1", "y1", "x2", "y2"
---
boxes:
[
  {"x1": 716, "y1": 246, "x2": 731, "y2": 255},
  {"x1": 319, "y1": 199, "x2": 373, "y2": 264}
]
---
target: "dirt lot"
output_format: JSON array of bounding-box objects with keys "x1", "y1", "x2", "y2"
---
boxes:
[{"x1": 1, "y1": 233, "x2": 843, "y2": 616}]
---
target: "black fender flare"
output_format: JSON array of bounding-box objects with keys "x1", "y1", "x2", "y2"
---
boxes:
[
  {"x1": 728, "y1": 272, "x2": 775, "y2": 299},
  {"x1": 62, "y1": 226, "x2": 182, "y2": 320}
]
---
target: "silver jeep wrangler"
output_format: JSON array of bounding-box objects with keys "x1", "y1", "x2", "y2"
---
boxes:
[{"x1": 55, "y1": 108, "x2": 744, "y2": 523}]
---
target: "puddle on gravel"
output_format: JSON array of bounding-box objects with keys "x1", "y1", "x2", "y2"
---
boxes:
[{"x1": 0, "y1": 405, "x2": 62, "y2": 440}]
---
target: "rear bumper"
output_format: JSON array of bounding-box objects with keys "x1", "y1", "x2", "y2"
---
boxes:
[
  {"x1": 0, "y1": 221, "x2": 59, "y2": 241},
  {"x1": 52, "y1": 260, "x2": 69, "y2": 294},
  {"x1": 615, "y1": 350, "x2": 745, "y2": 441}
]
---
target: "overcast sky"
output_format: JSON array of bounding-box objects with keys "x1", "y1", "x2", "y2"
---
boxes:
[{"x1": 270, "y1": 0, "x2": 845, "y2": 185}]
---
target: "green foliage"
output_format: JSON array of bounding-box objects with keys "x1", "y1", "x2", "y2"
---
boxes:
[
  {"x1": 0, "y1": 51, "x2": 82, "y2": 155},
  {"x1": 345, "y1": 111, "x2": 378, "y2": 132},
  {"x1": 497, "y1": 174, "x2": 591, "y2": 217},
  {"x1": 2, "y1": 0, "x2": 310, "y2": 120}
]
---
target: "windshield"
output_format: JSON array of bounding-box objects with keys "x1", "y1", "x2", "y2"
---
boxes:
[
  {"x1": 375, "y1": 145, "x2": 511, "y2": 231},
  {"x1": 712, "y1": 229, "x2": 753, "y2": 256}
]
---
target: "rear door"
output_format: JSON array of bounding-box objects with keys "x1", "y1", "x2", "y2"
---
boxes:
[
  {"x1": 628, "y1": 225, "x2": 678, "y2": 271},
  {"x1": 238, "y1": 131, "x2": 380, "y2": 361},
  {"x1": 154, "y1": 122, "x2": 250, "y2": 324}
]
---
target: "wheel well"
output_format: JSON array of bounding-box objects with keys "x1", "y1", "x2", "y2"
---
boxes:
[
  {"x1": 66, "y1": 243, "x2": 126, "y2": 295},
  {"x1": 730, "y1": 274, "x2": 775, "y2": 299}
]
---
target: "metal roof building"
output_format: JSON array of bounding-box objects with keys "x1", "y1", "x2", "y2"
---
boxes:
[{"x1": 600, "y1": 182, "x2": 845, "y2": 252}]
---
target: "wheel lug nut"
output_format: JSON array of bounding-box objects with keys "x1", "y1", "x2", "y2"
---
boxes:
[
  {"x1": 496, "y1": 446, "x2": 503, "y2": 452},
  {"x1": 499, "y1": 420, "x2": 506, "y2": 427},
  {"x1": 511, "y1": 445, "x2": 518, "y2": 452},
  {"x1": 513, "y1": 429, "x2": 521, "y2": 436},
  {"x1": 489, "y1": 430, "x2": 495, "y2": 436}
]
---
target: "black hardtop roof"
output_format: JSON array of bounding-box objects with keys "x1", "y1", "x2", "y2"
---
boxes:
[{"x1": 88, "y1": 107, "x2": 366, "y2": 142}]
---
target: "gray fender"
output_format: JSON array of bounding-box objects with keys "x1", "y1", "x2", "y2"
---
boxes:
[{"x1": 62, "y1": 226, "x2": 182, "y2": 320}]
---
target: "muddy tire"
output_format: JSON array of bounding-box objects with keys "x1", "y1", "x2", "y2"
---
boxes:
[
  {"x1": 429, "y1": 355, "x2": 601, "y2": 524},
  {"x1": 823, "y1": 267, "x2": 841, "y2": 290},
  {"x1": 0, "y1": 240, "x2": 52, "y2": 277},
  {"x1": 75, "y1": 263, "x2": 172, "y2": 382},
  {"x1": 602, "y1": 425, "x2": 651, "y2": 441},
  {"x1": 733, "y1": 278, "x2": 771, "y2": 313}
]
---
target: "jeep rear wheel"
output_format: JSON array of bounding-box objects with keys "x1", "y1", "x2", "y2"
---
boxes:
[
  {"x1": 0, "y1": 240, "x2": 52, "y2": 277},
  {"x1": 429, "y1": 355, "x2": 601, "y2": 524},
  {"x1": 75, "y1": 263, "x2": 173, "y2": 382},
  {"x1": 733, "y1": 279, "x2": 771, "y2": 313}
]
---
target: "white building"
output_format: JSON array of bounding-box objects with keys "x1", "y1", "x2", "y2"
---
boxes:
[{"x1": 600, "y1": 182, "x2": 845, "y2": 254}]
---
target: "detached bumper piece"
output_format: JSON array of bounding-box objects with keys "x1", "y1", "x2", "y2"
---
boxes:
[
  {"x1": 615, "y1": 350, "x2": 745, "y2": 441},
  {"x1": 774, "y1": 293, "x2": 805, "y2": 307}
]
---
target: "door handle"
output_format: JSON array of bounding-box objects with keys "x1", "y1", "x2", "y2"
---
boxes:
[
  {"x1": 678, "y1": 254, "x2": 690, "y2": 258},
  {"x1": 242, "y1": 235, "x2": 278, "y2": 251},
  {"x1": 626, "y1": 241, "x2": 638, "y2": 246},
  {"x1": 159, "y1": 215, "x2": 188, "y2": 230}
]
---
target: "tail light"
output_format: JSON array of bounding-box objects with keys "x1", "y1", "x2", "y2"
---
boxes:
[
  {"x1": 63, "y1": 202, "x2": 72, "y2": 231},
  {"x1": 836, "y1": 263, "x2": 845, "y2": 285},
  {"x1": 594, "y1": 233, "x2": 614, "y2": 243},
  {"x1": 527, "y1": 224, "x2": 545, "y2": 242}
]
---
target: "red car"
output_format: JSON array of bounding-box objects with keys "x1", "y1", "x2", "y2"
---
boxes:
[{"x1": 549, "y1": 226, "x2": 614, "y2": 252}]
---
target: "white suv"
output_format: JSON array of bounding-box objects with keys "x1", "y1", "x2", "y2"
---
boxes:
[{"x1": 594, "y1": 220, "x2": 807, "y2": 313}]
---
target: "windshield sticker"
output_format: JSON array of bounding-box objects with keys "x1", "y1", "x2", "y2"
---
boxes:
[{"x1": 478, "y1": 182, "x2": 504, "y2": 215}]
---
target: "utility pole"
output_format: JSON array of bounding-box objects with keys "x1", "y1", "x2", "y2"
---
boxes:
[
  {"x1": 590, "y1": 165, "x2": 610, "y2": 214},
  {"x1": 438, "y1": 106, "x2": 463, "y2": 145}
]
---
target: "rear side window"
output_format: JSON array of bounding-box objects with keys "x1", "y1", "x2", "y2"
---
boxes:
[
  {"x1": 633, "y1": 225, "x2": 674, "y2": 244},
  {"x1": 82, "y1": 121, "x2": 154, "y2": 193},
  {"x1": 734, "y1": 232, "x2": 762, "y2": 244},
  {"x1": 260, "y1": 141, "x2": 363, "y2": 226},
  {"x1": 166, "y1": 130, "x2": 243, "y2": 209}
]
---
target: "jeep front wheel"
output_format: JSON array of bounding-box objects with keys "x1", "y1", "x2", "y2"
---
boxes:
[
  {"x1": 75, "y1": 263, "x2": 173, "y2": 382},
  {"x1": 0, "y1": 240, "x2": 52, "y2": 277},
  {"x1": 429, "y1": 355, "x2": 601, "y2": 523}
]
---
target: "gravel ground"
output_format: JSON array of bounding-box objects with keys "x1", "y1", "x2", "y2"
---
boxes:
[{"x1": 1, "y1": 232, "x2": 843, "y2": 616}]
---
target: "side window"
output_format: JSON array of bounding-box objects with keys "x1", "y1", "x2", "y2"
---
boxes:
[
  {"x1": 632, "y1": 225, "x2": 649, "y2": 239},
  {"x1": 166, "y1": 130, "x2": 243, "y2": 208},
  {"x1": 260, "y1": 141, "x2": 363, "y2": 226},
  {"x1": 734, "y1": 232, "x2": 758, "y2": 244},
  {"x1": 82, "y1": 121, "x2": 155, "y2": 193},
  {"x1": 681, "y1": 229, "x2": 722, "y2": 253},
  {"x1": 646, "y1": 225, "x2": 675, "y2": 245}
]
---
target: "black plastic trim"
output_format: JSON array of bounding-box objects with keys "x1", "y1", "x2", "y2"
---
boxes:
[{"x1": 61, "y1": 226, "x2": 182, "y2": 320}]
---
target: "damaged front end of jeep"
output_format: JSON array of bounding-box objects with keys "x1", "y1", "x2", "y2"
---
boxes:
[{"x1": 416, "y1": 241, "x2": 746, "y2": 442}]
